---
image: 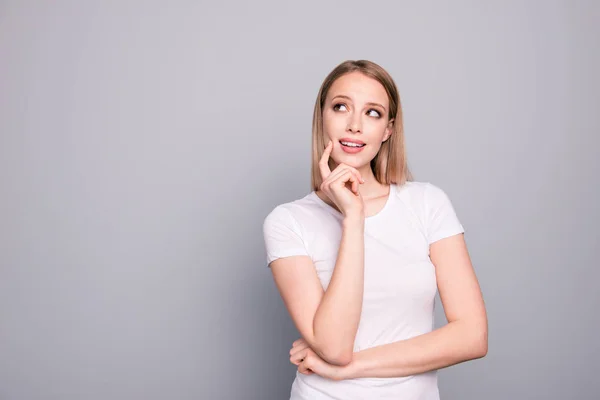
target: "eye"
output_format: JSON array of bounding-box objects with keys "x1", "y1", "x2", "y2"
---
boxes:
[
  {"x1": 367, "y1": 109, "x2": 381, "y2": 118},
  {"x1": 333, "y1": 103, "x2": 347, "y2": 112}
]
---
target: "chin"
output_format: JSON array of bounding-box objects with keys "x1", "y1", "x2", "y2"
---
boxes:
[{"x1": 334, "y1": 153, "x2": 370, "y2": 169}]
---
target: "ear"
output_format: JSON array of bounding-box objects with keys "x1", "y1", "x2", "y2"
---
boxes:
[{"x1": 383, "y1": 118, "x2": 394, "y2": 142}]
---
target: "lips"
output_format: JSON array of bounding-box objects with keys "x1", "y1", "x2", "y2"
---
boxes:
[
  {"x1": 339, "y1": 138, "x2": 365, "y2": 146},
  {"x1": 339, "y1": 139, "x2": 366, "y2": 154}
]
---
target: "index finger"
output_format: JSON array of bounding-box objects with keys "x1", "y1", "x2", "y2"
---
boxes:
[{"x1": 318, "y1": 140, "x2": 333, "y2": 180}]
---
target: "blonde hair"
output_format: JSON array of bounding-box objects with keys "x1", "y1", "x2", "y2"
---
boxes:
[{"x1": 310, "y1": 60, "x2": 413, "y2": 191}]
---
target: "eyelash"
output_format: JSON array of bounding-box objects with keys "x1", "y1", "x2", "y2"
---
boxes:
[{"x1": 333, "y1": 103, "x2": 381, "y2": 118}]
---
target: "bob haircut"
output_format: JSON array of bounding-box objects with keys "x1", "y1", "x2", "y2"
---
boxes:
[{"x1": 310, "y1": 60, "x2": 413, "y2": 191}]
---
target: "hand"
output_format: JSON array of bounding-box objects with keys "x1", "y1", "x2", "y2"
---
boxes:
[
  {"x1": 289, "y1": 338, "x2": 312, "y2": 368},
  {"x1": 289, "y1": 338, "x2": 347, "y2": 381},
  {"x1": 319, "y1": 140, "x2": 365, "y2": 218}
]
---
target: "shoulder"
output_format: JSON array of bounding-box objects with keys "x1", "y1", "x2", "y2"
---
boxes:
[
  {"x1": 263, "y1": 193, "x2": 321, "y2": 231},
  {"x1": 262, "y1": 195, "x2": 319, "y2": 265},
  {"x1": 396, "y1": 180, "x2": 448, "y2": 197},
  {"x1": 394, "y1": 180, "x2": 457, "y2": 216},
  {"x1": 395, "y1": 180, "x2": 464, "y2": 244},
  {"x1": 395, "y1": 180, "x2": 447, "y2": 204}
]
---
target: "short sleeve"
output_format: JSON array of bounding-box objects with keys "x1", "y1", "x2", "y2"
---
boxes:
[
  {"x1": 424, "y1": 183, "x2": 465, "y2": 244},
  {"x1": 262, "y1": 206, "x2": 309, "y2": 267}
]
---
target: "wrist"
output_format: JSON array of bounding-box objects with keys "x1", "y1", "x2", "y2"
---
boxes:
[
  {"x1": 338, "y1": 356, "x2": 361, "y2": 380},
  {"x1": 343, "y1": 213, "x2": 365, "y2": 227}
]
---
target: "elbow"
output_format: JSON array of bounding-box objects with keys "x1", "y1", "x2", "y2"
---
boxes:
[
  {"x1": 460, "y1": 317, "x2": 487, "y2": 360},
  {"x1": 469, "y1": 329, "x2": 488, "y2": 359},
  {"x1": 473, "y1": 338, "x2": 488, "y2": 359},
  {"x1": 457, "y1": 318, "x2": 488, "y2": 360},
  {"x1": 319, "y1": 347, "x2": 353, "y2": 367},
  {"x1": 479, "y1": 335, "x2": 488, "y2": 357},
  {"x1": 327, "y1": 352, "x2": 353, "y2": 367},
  {"x1": 311, "y1": 331, "x2": 354, "y2": 366}
]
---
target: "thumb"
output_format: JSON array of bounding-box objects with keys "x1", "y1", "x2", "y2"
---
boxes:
[{"x1": 298, "y1": 357, "x2": 313, "y2": 375}]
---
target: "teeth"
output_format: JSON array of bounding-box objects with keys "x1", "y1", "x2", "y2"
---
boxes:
[{"x1": 341, "y1": 141, "x2": 364, "y2": 148}]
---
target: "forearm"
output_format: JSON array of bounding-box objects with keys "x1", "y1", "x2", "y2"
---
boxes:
[
  {"x1": 313, "y1": 215, "x2": 364, "y2": 365},
  {"x1": 345, "y1": 320, "x2": 488, "y2": 378}
]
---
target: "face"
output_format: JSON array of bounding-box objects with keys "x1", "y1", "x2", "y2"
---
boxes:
[{"x1": 322, "y1": 71, "x2": 393, "y2": 169}]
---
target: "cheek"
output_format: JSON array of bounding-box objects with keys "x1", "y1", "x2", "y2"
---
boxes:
[
  {"x1": 365, "y1": 117, "x2": 387, "y2": 128},
  {"x1": 366, "y1": 120, "x2": 390, "y2": 138},
  {"x1": 322, "y1": 114, "x2": 346, "y2": 134}
]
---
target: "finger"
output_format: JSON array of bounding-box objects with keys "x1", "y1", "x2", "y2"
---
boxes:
[
  {"x1": 327, "y1": 170, "x2": 359, "y2": 195},
  {"x1": 290, "y1": 348, "x2": 307, "y2": 365},
  {"x1": 331, "y1": 163, "x2": 364, "y2": 184},
  {"x1": 290, "y1": 342, "x2": 309, "y2": 355},
  {"x1": 290, "y1": 355, "x2": 302, "y2": 366},
  {"x1": 323, "y1": 167, "x2": 363, "y2": 194},
  {"x1": 322, "y1": 165, "x2": 349, "y2": 185},
  {"x1": 318, "y1": 140, "x2": 333, "y2": 179},
  {"x1": 325, "y1": 164, "x2": 364, "y2": 187},
  {"x1": 299, "y1": 367, "x2": 314, "y2": 375},
  {"x1": 338, "y1": 170, "x2": 359, "y2": 194},
  {"x1": 318, "y1": 141, "x2": 333, "y2": 181},
  {"x1": 298, "y1": 360, "x2": 313, "y2": 375},
  {"x1": 332, "y1": 171, "x2": 361, "y2": 195},
  {"x1": 290, "y1": 345, "x2": 309, "y2": 361},
  {"x1": 347, "y1": 172, "x2": 360, "y2": 196},
  {"x1": 290, "y1": 348, "x2": 310, "y2": 365},
  {"x1": 298, "y1": 361, "x2": 307, "y2": 374}
]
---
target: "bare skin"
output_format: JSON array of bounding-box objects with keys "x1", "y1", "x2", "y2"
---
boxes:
[
  {"x1": 270, "y1": 71, "x2": 398, "y2": 368},
  {"x1": 315, "y1": 182, "x2": 390, "y2": 219},
  {"x1": 287, "y1": 72, "x2": 488, "y2": 378},
  {"x1": 315, "y1": 71, "x2": 395, "y2": 218}
]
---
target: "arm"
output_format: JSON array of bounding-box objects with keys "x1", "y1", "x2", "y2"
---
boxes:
[
  {"x1": 341, "y1": 233, "x2": 487, "y2": 378},
  {"x1": 271, "y1": 215, "x2": 365, "y2": 366}
]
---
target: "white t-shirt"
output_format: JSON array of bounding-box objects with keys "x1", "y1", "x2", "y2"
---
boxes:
[{"x1": 262, "y1": 181, "x2": 465, "y2": 400}]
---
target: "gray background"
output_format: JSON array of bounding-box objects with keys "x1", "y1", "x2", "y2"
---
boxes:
[{"x1": 1, "y1": 1, "x2": 598, "y2": 399}]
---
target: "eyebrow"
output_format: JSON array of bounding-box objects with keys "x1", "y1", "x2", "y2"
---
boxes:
[{"x1": 331, "y1": 95, "x2": 387, "y2": 111}]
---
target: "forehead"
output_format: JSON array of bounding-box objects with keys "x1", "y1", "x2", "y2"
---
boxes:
[{"x1": 327, "y1": 72, "x2": 388, "y2": 105}]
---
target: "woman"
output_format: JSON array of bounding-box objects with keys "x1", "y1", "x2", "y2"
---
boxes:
[{"x1": 262, "y1": 60, "x2": 487, "y2": 399}]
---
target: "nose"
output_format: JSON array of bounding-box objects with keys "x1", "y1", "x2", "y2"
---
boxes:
[{"x1": 347, "y1": 112, "x2": 362, "y2": 133}]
